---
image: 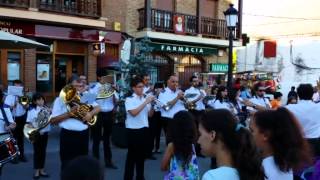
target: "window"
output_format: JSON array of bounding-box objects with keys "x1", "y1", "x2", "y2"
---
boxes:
[
  {"x1": 36, "y1": 54, "x2": 53, "y2": 93},
  {"x1": 7, "y1": 52, "x2": 21, "y2": 85}
]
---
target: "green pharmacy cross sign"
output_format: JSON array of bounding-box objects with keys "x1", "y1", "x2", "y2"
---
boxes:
[
  {"x1": 149, "y1": 42, "x2": 218, "y2": 55},
  {"x1": 210, "y1": 63, "x2": 228, "y2": 73}
]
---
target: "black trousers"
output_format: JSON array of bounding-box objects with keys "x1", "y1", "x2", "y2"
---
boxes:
[
  {"x1": 33, "y1": 133, "x2": 48, "y2": 169},
  {"x1": 307, "y1": 137, "x2": 320, "y2": 157},
  {"x1": 91, "y1": 111, "x2": 113, "y2": 164},
  {"x1": 161, "y1": 117, "x2": 172, "y2": 145},
  {"x1": 152, "y1": 111, "x2": 162, "y2": 151},
  {"x1": 13, "y1": 114, "x2": 27, "y2": 158},
  {"x1": 60, "y1": 128, "x2": 89, "y2": 170},
  {"x1": 124, "y1": 128, "x2": 148, "y2": 180}
]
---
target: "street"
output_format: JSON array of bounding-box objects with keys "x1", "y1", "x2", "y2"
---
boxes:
[{"x1": 1, "y1": 127, "x2": 211, "y2": 180}]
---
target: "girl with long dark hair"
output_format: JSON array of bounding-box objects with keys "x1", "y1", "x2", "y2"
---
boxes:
[
  {"x1": 208, "y1": 86, "x2": 230, "y2": 110},
  {"x1": 161, "y1": 111, "x2": 199, "y2": 180},
  {"x1": 250, "y1": 108, "x2": 311, "y2": 180},
  {"x1": 198, "y1": 109, "x2": 264, "y2": 180}
]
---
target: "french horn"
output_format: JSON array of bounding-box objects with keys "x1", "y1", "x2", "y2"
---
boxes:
[
  {"x1": 96, "y1": 83, "x2": 116, "y2": 99},
  {"x1": 23, "y1": 107, "x2": 51, "y2": 143}
]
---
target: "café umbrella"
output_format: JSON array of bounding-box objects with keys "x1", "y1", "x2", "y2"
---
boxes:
[{"x1": 0, "y1": 31, "x2": 48, "y2": 49}]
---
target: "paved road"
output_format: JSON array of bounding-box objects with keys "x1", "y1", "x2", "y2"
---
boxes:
[{"x1": 1, "y1": 127, "x2": 211, "y2": 180}]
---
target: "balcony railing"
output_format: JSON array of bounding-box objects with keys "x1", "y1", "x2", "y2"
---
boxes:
[
  {"x1": 0, "y1": 0, "x2": 29, "y2": 8},
  {"x1": 138, "y1": 8, "x2": 240, "y2": 39},
  {"x1": 39, "y1": 0, "x2": 99, "y2": 18}
]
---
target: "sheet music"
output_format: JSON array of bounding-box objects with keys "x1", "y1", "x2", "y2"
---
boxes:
[{"x1": 7, "y1": 86, "x2": 23, "y2": 96}]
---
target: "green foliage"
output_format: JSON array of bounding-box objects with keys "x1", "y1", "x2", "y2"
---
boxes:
[{"x1": 115, "y1": 37, "x2": 154, "y2": 124}]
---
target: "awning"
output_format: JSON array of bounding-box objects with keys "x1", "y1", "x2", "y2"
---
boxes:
[{"x1": 0, "y1": 31, "x2": 48, "y2": 49}]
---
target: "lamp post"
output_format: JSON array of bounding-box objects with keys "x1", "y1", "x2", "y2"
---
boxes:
[{"x1": 224, "y1": 4, "x2": 238, "y2": 90}]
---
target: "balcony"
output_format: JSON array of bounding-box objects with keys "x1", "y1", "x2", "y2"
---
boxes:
[
  {"x1": 0, "y1": 0, "x2": 29, "y2": 8},
  {"x1": 138, "y1": 8, "x2": 240, "y2": 39},
  {"x1": 38, "y1": 0, "x2": 100, "y2": 18}
]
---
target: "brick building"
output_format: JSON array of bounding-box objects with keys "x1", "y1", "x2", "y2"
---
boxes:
[
  {"x1": 104, "y1": 0, "x2": 243, "y2": 88},
  {"x1": 0, "y1": 0, "x2": 122, "y2": 100}
]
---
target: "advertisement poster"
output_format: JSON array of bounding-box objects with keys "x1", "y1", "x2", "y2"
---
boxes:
[
  {"x1": 7, "y1": 63, "x2": 20, "y2": 81},
  {"x1": 37, "y1": 64, "x2": 50, "y2": 81},
  {"x1": 173, "y1": 15, "x2": 185, "y2": 34}
]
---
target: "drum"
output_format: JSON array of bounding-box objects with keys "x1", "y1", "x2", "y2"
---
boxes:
[{"x1": 0, "y1": 133, "x2": 19, "y2": 165}]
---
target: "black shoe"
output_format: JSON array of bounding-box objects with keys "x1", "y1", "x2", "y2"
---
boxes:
[
  {"x1": 105, "y1": 163, "x2": 118, "y2": 169},
  {"x1": 19, "y1": 156, "x2": 28, "y2": 162},
  {"x1": 147, "y1": 155, "x2": 157, "y2": 160},
  {"x1": 39, "y1": 172, "x2": 50, "y2": 178}
]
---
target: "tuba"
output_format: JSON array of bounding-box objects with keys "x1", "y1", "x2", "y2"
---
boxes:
[
  {"x1": 96, "y1": 83, "x2": 116, "y2": 99},
  {"x1": 60, "y1": 84, "x2": 97, "y2": 126},
  {"x1": 23, "y1": 107, "x2": 51, "y2": 143}
]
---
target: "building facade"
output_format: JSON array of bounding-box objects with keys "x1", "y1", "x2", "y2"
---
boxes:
[
  {"x1": 0, "y1": 0, "x2": 122, "y2": 100},
  {"x1": 104, "y1": 0, "x2": 243, "y2": 89}
]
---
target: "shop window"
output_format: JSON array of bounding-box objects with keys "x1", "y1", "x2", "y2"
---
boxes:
[
  {"x1": 181, "y1": 55, "x2": 201, "y2": 65},
  {"x1": 36, "y1": 54, "x2": 53, "y2": 93},
  {"x1": 7, "y1": 52, "x2": 21, "y2": 85}
]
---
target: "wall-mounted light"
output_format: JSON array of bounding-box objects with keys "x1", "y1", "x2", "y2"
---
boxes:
[{"x1": 174, "y1": 57, "x2": 178, "y2": 63}]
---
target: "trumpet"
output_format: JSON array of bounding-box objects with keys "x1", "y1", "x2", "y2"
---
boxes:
[
  {"x1": 19, "y1": 94, "x2": 30, "y2": 106},
  {"x1": 144, "y1": 94, "x2": 171, "y2": 111},
  {"x1": 180, "y1": 92, "x2": 198, "y2": 110}
]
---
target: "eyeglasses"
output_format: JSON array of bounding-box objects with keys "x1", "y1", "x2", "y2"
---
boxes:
[
  {"x1": 258, "y1": 89, "x2": 265, "y2": 92},
  {"x1": 136, "y1": 85, "x2": 144, "y2": 88}
]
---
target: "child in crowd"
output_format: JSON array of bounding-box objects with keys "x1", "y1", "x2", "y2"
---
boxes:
[{"x1": 161, "y1": 111, "x2": 199, "y2": 180}]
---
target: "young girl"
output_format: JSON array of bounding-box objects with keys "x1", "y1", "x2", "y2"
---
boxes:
[
  {"x1": 25, "y1": 93, "x2": 51, "y2": 179},
  {"x1": 198, "y1": 109, "x2": 264, "y2": 180},
  {"x1": 161, "y1": 111, "x2": 199, "y2": 180},
  {"x1": 250, "y1": 108, "x2": 311, "y2": 180}
]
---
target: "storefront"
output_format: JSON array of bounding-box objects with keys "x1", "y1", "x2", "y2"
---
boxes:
[
  {"x1": 0, "y1": 19, "x2": 121, "y2": 100},
  {"x1": 145, "y1": 41, "x2": 221, "y2": 89}
]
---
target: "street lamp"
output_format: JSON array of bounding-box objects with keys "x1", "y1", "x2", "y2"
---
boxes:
[{"x1": 224, "y1": 4, "x2": 238, "y2": 90}]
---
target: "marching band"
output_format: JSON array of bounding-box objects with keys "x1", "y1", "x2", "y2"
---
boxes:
[{"x1": 2, "y1": 69, "x2": 315, "y2": 180}]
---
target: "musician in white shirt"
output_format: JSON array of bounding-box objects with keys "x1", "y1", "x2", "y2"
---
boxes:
[
  {"x1": 124, "y1": 77, "x2": 155, "y2": 180},
  {"x1": 158, "y1": 75, "x2": 185, "y2": 143},
  {"x1": 89, "y1": 69, "x2": 118, "y2": 169},
  {"x1": 50, "y1": 77, "x2": 100, "y2": 170},
  {"x1": 26, "y1": 93, "x2": 51, "y2": 178},
  {"x1": 185, "y1": 76, "x2": 206, "y2": 119},
  {"x1": 4, "y1": 80, "x2": 28, "y2": 162},
  {"x1": 0, "y1": 90, "x2": 15, "y2": 175}
]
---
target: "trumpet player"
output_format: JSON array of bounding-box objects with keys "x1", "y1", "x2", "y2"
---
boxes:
[
  {"x1": 158, "y1": 75, "x2": 186, "y2": 144},
  {"x1": 89, "y1": 69, "x2": 118, "y2": 169},
  {"x1": 124, "y1": 76, "x2": 155, "y2": 180},
  {"x1": 4, "y1": 80, "x2": 28, "y2": 162},
  {"x1": 25, "y1": 93, "x2": 50, "y2": 179},
  {"x1": 50, "y1": 77, "x2": 100, "y2": 170}
]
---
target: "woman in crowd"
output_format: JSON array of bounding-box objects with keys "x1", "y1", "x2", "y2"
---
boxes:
[
  {"x1": 250, "y1": 108, "x2": 311, "y2": 180},
  {"x1": 161, "y1": 111, "x2": 199, "y2": 180},
  {"x1": 228, "y1": 88, "x2": 248, "y2": 125},
  {"x1": 198, "y1": 109, "x2": 264, "y2": 180},
  {"x1": 207, "y1": 86, "x2": 229, "y2": 110}
]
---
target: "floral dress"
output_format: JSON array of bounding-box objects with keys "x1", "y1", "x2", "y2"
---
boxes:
[{"x1": 164, "y1": 144, "x2": 200, "y2": 180}]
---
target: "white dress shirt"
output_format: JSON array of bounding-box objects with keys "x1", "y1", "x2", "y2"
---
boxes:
[
  {"x1": 158, "y1": 87, "x2": 186, "y2": 119},
  {"x1": 286, "y1": 100, "x2": 320, "y2": 138},
  {"x1": 143, "y1": 86, "x2": 152, "y2": 95},
  {"x1": 248, "y1": 96, "x2": 271, "y2": 112},
  {"x1": 185, "y1": 87, "x2": 206, "y2": 111},
  {"x1": 26, "y1": 106, "x2": 51, "y2": 134},
  {"x1": 89, "y1": 82, "x2": 116, "y2": 112},
  {"x1": 263, "y1": 156, "x2": 293, "y2": 180},
  {"x1": 4, "y1": 94, "x2": 26, "y2": 117},
  {"x1": 125, "y1": 93, "x2": 150, "y2": 129},
  {"x1": 51, "y1": 97, "x2": 98, "y2": 131},
  {"x1": 0, "y1": 107, "x2": 14, "y2": 133}
]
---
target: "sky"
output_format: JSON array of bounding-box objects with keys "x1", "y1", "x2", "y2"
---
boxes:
[{"x1": 240, "y1": 0, "x2": 320, "y2": 39}]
